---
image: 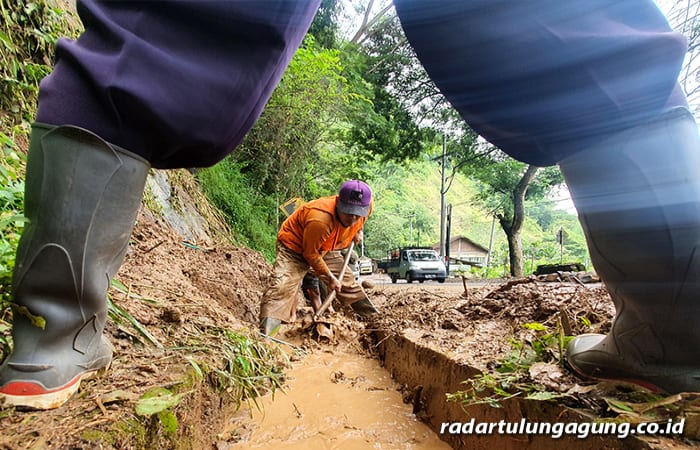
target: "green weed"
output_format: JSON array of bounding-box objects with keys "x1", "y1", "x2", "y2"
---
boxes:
[
  {"x1": 206, "y1": 329, "x2": 289, "y2": 411},
  {"x1": 135, "y1": 386, "x2": 191, "y2": 437},
  {"x1": 0, "y1": 130, "x2": 27, "y2": 360},
  {"x1": 447, "y1": 320, "x2": 573, "y2": 408},
  {"x1": 0, "y1": 0, "x2": 80, "y2": 128}
]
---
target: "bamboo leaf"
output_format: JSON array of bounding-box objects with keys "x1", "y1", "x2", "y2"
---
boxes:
[
  {"x1": 135, "y1": 387, "x2": 185, "y2": 417},
  {"x1": 107, "y1": 297, "x2": 163, "y2": 349}
]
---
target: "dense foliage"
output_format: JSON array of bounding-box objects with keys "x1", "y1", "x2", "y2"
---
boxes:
[
  {"x1": 0, "y1": 134, "x2": 25, "y2": 305},
  {"x1": 0, "y1": 0, "x2": 79, "y2": 129},
  {"x1": 0, "y1": 0, "x2": 80, "y2": 359}
]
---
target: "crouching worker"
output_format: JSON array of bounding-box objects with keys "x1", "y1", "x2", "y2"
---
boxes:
[{"x1": 259, "y1": 180, "x2": 378, "y2": 337}]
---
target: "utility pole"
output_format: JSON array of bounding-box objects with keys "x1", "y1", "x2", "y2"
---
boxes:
[
  {"x1": 445, "y1": 203, "x2": 452, "y2": 271},
  {"x1": 557, "y1": 227, "x2": 564, "y2": 264},
  {"x1": 485, "y1": 215, "x2": 496, "y2": 275},
  {"x1": 440, "y1": 134, "x2": 447, "y2": 258}
]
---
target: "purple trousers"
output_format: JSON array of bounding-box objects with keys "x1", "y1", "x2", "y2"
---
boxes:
[{"x1": 36, "y1": 1, "x2": 320, "y2": 169}]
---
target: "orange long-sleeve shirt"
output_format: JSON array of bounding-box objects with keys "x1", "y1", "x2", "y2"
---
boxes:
[{"x1": 277, "y1": 195, "x2": 372, "y2": 277}]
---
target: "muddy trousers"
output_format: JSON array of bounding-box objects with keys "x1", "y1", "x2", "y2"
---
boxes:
[
  {"x1": 560, "y1": 108, "x2": 700, "y2": 394},
  {"x1": 260, "y1": 245, "x2": 367, "y2": 323},
  {"x1": 0, "y1": 124, "x2": 149, "y2": 409}
]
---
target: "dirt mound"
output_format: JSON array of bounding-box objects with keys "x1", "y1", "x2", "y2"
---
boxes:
[
  {"x1": 121, "y1": 207, "x2": 269, "y2": 330},
  {"x1": 0, "y1": 207, "x2": 277, "y2": 449},
  {"x1": 364, "y1": 278, "x2": 614, "y2": 370}
]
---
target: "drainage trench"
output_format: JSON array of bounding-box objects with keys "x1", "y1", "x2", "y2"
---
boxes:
[
  {"x1": 375, "y1": 330, "x2": 650, "y2": 450},
  {"x1": 227, "y1": 329, "x2": 654, "y2": 450},
  {"x1": 227, "y1": 345, "x2": 451, "y2": 449}
]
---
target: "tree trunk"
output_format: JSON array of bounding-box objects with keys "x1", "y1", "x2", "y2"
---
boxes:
[
  {"x1": 501, "y1": 165, "x2": 539, "y2": 277},
  {"x1": 507, "y1": 229, "x2": 524, "y2": 277},
  {"x1": 350, "y1": 0, "x2": 394, "y2": 44}
]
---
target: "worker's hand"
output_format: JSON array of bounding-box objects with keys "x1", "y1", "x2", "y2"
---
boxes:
[
  {"x1": 353, "y1": 229, "x2": 364, "y2": 244},
  {"x1": 328, "y1": 274, "x2": 342, "y2": 293}
]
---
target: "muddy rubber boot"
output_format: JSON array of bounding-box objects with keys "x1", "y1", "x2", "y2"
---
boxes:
[
  {"x1": 260, "y1": 318, "x2": 282, "y2": 338},
  {"x1": 560, "y1": 108, "x2": 700, "y2": 394},
  {"x1": 0, "y1": 124, "x2": 149, "y2": 409},
  {"x1": 350, "y1": 297, "x2": 378, "y2": 318}
]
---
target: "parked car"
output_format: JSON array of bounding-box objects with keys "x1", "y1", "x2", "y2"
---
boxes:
[{"x1": 358, "y1": 257, "x2": 373, "y2": 275}]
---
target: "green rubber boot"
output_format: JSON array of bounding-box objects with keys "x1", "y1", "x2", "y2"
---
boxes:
[
  {"x1": 260, "y1": 317, "x2": 282, "y2": 337},
  {"x1": 0, "y1": 124, "x2": 149, "y2": 409}
]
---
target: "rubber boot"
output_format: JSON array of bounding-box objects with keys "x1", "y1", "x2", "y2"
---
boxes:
[
  {"x1": 260, "y1": 317, "x2": 281, "y2": 337},
  {"x1": 350, "y1": 297, "x2": 378, "y2": 318},
  {"x1": 560, "y1": 108, "x2": 700, "y2": 394},
  {"x1": 0, "y1": 124, "x2": 149, "y2": 409}
]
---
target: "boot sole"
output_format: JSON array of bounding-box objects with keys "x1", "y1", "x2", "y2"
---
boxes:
[
  {"x1": 567, "y1": 359, "x2": 664, "y2": 393},
  {"x1": 0, "y1": 367, "x2": 106, "y2": 410}
]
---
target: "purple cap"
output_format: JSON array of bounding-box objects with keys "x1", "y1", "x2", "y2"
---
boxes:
[{"x1": 337, "y1": 180, "x2": 372, "y2": 217}]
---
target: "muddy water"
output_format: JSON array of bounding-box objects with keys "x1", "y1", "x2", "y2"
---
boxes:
[{"x1": 229, "y1": 346, "x2": 451, "y2": 450}]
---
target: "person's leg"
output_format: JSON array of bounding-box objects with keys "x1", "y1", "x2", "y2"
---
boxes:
[
  {"x1": 394, "y1": 0, "x2": 696, "y2": 393},
  {"x1": 559, "y1": 108, "x2": 700, "y2": 394},
  {"x1": 302, "y1": 274, "x2": 323, "y2": 312},
  {"x1": 1, "y1": 1, "x2": 320, "y2": 409},
  {"x1": 0, "y1": 125, "x2": 149, "y2": 409},
  {"x1": 322, "y1": 251, "x2": 377, "y2": 317},
  {"x1": 260, "y1": 244, "x2": 309, "y2": 336}
]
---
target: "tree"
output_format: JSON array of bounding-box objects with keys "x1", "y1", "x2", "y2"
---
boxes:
[
  {"x1": 227, "y1": 36, "x2": 352, "y2": 201},
  {"x1": 354, "y1": 10, "x2": 464, "y2": 133},
  {"x1": 347, "y1": 0, "x2": 394, "y2": 45},
  {"x1": 307, "y1": 0, "x2": 341, "y2": 49},
  {"x1": 664, "y1": 0, "x2": 700, "y2": 112},
  {"x1": 340, "y1": 14, "x2": 429, "y2": 163},
  {"x1": 455, "y1": 140, "x2": 564, "y2": 277}
]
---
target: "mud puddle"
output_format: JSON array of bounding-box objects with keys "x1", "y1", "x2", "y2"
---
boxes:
[{"x1": 227, "y1": 344, "x2": 451, "y2": 449}]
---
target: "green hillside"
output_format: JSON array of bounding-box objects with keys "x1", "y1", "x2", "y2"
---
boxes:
[
  {"x1": 361, "y1": 157, "x2": 588, "y2": 276},
  {"x1": 363, "y1": 158, "x2": 497, "y2": 254}
]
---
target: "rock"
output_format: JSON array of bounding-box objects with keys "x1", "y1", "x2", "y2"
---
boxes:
[{"x1": 361, "y1": 280, "x2": 375, "y2": 289}]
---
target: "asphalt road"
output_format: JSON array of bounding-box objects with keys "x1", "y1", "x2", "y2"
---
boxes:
[
  {"x1": 361, "y1": 273, "x2": 602, "y2": 292},
  {"x1": 360, "y1": 273, "x2": 499, "y2": 291}
]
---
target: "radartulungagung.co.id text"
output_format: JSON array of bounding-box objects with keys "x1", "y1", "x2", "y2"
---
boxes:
[{"x1": 440, "y1": 418, "x2": 685, "y2": 439}]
